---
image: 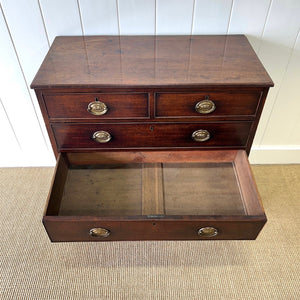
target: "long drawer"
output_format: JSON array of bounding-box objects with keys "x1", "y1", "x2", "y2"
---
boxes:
[
  {"x1": 43, "y1": 150, "x2": 266, "y2": 241},
  {"x1": 51, "y1": 122, "x2": 252, "y2": 150}
]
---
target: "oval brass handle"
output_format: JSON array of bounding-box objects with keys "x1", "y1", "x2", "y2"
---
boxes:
[
  {"x1": 195, "y1": 99, "x2": 216, "y2": 114},
  {"x1": 92, "y1": 131, "x2": 112, "y2": 143},
  {"x1": 89, "y1": 228, "x2": 110, "y2": 238},
  {"x1": 87, "y1": 98, "x2": 108, "y2": 115},
  {"x1": 198, "y1": 227, "x2": 218, "y2": 237},
  {"x1": 192, "y1": 129, "x2": 210, "y2": 142}
]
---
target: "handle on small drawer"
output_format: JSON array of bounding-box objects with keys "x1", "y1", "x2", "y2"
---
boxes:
[
  {"x1": 87, "y1": 98, "x2": 108, "y2": 115},
  {"x1": 198, "y1": 227, "x2": 218, "y2": 237},
  {"x1": 89, "y1": 228, "x2": 110, "y2": 238},
  {"x1": 195, "y1": 96, "x2": 216, "y2": 114},
  {"x1": 192, "y1": 129, "x2": 210, "y2": 142},
  {"x1": 92, "y1": 131, "x2": 112, "y2": 143}
]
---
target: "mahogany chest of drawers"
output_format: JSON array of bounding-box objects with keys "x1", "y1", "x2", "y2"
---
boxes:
[{"x1": 31, "y1": 35, "x2": 273, "y2": 242}]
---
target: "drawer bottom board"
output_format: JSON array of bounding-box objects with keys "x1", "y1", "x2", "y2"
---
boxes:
[{"x1": 58, "y1": 162, "x2": 245, "y2": 217}]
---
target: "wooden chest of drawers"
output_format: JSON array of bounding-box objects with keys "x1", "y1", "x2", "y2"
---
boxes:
[{"x1": 31, "y1": 35, "x2": 273, "y2": 242}]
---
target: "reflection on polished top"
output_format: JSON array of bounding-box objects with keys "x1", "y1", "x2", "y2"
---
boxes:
[{"x1": 31, "y1": 35, "x2": 274, "y2": 89}]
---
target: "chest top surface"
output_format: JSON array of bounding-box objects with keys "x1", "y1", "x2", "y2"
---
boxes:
[{"x1": 31, "y1": 35, "x2": 273, "y2": 89}]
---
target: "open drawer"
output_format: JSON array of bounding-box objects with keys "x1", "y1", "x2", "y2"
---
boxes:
[{"x1": 43, "y1": 150, "x2": 266, "y2": 242}]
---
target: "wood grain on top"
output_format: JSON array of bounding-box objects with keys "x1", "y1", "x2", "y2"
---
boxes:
[{"x1": 31, "y1": 35, "x2": 273, "y2": 89}]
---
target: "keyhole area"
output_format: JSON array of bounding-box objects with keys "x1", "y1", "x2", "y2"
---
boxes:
[
  {"x1": 153, "y1": 223, "x2": 156, "y2": 226},
  {"x1": 150, "y1": 126, "x2": 154, "y2": 131}
]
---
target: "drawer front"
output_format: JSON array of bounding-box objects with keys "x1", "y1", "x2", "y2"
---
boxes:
[
  {"x1": 43, "y1": 93, "x2": 149, "y2": 119},
  {"x1": 52, "y1": 122, "x2": 252, "y2": 149},
  {"x1": 155, "y1": 92, "x2": 262, "y2": 118},
  {"x1": 43, "y1": 218, "x2": 266, "y2": 242}
]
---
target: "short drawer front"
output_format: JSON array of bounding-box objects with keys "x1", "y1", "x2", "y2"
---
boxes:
[
  {"x1": 51, "y1": 122, "x2": 252, "y2": 149},
  {"x1": 43, "y1": 218, "x2": 266, "y2": 242},
  {"x1": 43, "y1": 93, "x2": 149, "y2": 119},
  {"x1": 155, "y1": 92, "x2": 262, "y2": 118}
]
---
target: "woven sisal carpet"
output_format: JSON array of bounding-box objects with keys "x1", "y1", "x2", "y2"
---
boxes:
[{"x1": 1, "y1": 165, "x2": 299, "y2": 299}]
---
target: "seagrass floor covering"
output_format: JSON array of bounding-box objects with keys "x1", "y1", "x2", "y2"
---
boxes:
[{"x1": 1, "y1": 165, "x2": 299, "y2": 299}]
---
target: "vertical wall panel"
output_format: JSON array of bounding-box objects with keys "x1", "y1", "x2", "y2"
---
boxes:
[
  {"x1": 118, "y1": 0, "x2": 155, "y2": 34},
  {"x1": 79, "y1": 0, "x2": 119, "y2": 35},
  {"x1": 193, "y1": 0, "x2": 232, "y2": 34},
  {"x1": 39, "y1": 0, "x2": 83, "y2": 44},
  {"x1": 228, "y1": 0, "x2": 271, "y2": 52},
  {"x1": 0, "y1": 99, "x2": 21, "y2": 166},
  {"x1": 1, "y1": 0, "x2": 49, "y2": 84},
  {"x1": 156, "y1": 0, "x2": 194, "y2": 34},
  {"x1": 0, "y1": 8, "x2": 47, "y2": 153},
  {"x1": 262, "y1": 31, "x2": 300, "y2": 146},
  {"x1": 253, "y1": 0, "x2": 300, "y2": 146},
  {"x1": 1, "y1": 0, "x2": 51, "y2": 152},
  {"x1": 0, "y1": 100, "x2": 19, "y2": 149}
]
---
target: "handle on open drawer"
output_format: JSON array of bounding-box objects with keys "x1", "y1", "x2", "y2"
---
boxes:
[
  {"x1": 87, "y1": 98, "x2": 108, "y2": 115},
  {"x1": 92, "y1": 131, "x2": 112, "y2": 143},
  {"x1": 198, "y1": 227, "x2": 218, "y2": 237},
  {"x1": 195, "y1": 96, "x2": 216, "y2": 114},
  {"x1": 192, "y1": 129, "x2": 210, "y2": 142},
  {"x1": 89, "y1": 228, "x2": 110, "y2": 238}
]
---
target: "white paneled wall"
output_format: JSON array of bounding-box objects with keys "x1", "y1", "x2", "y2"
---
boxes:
[
  {"x1": 119, "y1": 0, "x2": 155, "y2": 35},
  {"x1": 79, "y1": 0, "x2": 119, "y2": 35},
  {"x1": 39, "y1": 0, "x2": 83, "y2": 44},
  {"x1": 156, "y1": 0, "x2": 194, "y2": 34},
  {"x1": 0, "y1": 0, "x2": 299, "y2": 166},
  {"x1": 193, "y1": 0, "x2": 232, "y2": 34}
]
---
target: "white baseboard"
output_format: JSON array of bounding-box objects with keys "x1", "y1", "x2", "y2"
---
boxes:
[
  {"x1": 0, "y1": 149, "x2": 56, "y2": 167},
  {"x1": 1, "y1": 147, "x2": 299, "y2": 167},
  {"x1": 249, "y1": 146, "x2": 300, "y2": 164}
]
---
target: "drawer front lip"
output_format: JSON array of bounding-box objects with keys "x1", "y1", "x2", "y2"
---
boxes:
[
  {"x1": 43, "y1": 217, "x2": 267, "y2": 242},
  {"x1": 42, "y1": 92, "x2": 150, "y2": 119},
  {"x1": 52, "y1": 122, "x2": 252, "y2": 150},
  {"x1": 155, "y1": 92, "x2": 262, "y2": 118}
]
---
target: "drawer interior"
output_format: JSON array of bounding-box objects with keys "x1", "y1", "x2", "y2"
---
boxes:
[{"x1": 46, "y1": 150, "x2": 264, "y2": 218}]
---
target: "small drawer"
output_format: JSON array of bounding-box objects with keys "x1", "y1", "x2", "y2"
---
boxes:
[
  {"x1": 43, "y1": 150, "x2": 266, "y2": 241},
  {"x1": 42, "y1": 92, "x2": 149, "y2": 119},
  {"x1": 155, "y1": 91, "x2": 262, "y2": 118},
  {"x1": 51, "y1": 121, "x2": 252, "y2": 150}
]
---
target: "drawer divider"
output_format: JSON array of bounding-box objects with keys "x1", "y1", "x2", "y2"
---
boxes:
[{"x1": 142, "y1": 163, "x2": 165, "y2": 216}]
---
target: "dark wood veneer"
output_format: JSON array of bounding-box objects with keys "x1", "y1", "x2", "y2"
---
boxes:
[
  {"x1": 155, "y1": 91, "x2": 262, "y2": 118},
  {"x1": 52, "y1": 122, "x2": 252, "y2": 150},
  {"x1": 31, "y1": 35, "x2": 273, "y2": 89},
  {"x1": 43, "y1": 92, "x2": 149, "y2": 119},
  {"x1": 31, "y1": 35, "x2": 272, "y2": 241}
]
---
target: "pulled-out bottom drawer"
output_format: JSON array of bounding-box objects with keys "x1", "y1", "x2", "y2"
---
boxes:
[{"x1": 43, "y1": 150, "x2": 266, "y2": 241}]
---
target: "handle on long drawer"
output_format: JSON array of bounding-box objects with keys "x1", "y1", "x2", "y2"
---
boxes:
[
  {"x1": 191, "y1": 129, "x2": 211, "y2": 142},
  {"x1": 198, "y1": 227, "x2": 218, "y2": 237},
  {"x1": 92, "y1": 131, "x2": 112, "y2": 143},
  {"x1": 89, "y1": 228, "x2": 110, "y2": 237}
]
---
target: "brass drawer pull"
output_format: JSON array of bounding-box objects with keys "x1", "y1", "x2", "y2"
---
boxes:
[
  {"x1": 87, "y1": 98, "x2": 108, "y2": 115},
  {"x1": 198, "y1": 227, "x2": 218, "y2": 237},
  {"x1": 89, "y1": 228, "x2": 110, "y2": 238},
  {"x1": 195, "y1": 97, "x2": 216, "y2": 114},
  {"x1": 192, "y1": 129, "x2": 210, "y2": 142},
  {"x1": 92, "y1": 131, "x2": 112, "y2": 143}
]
